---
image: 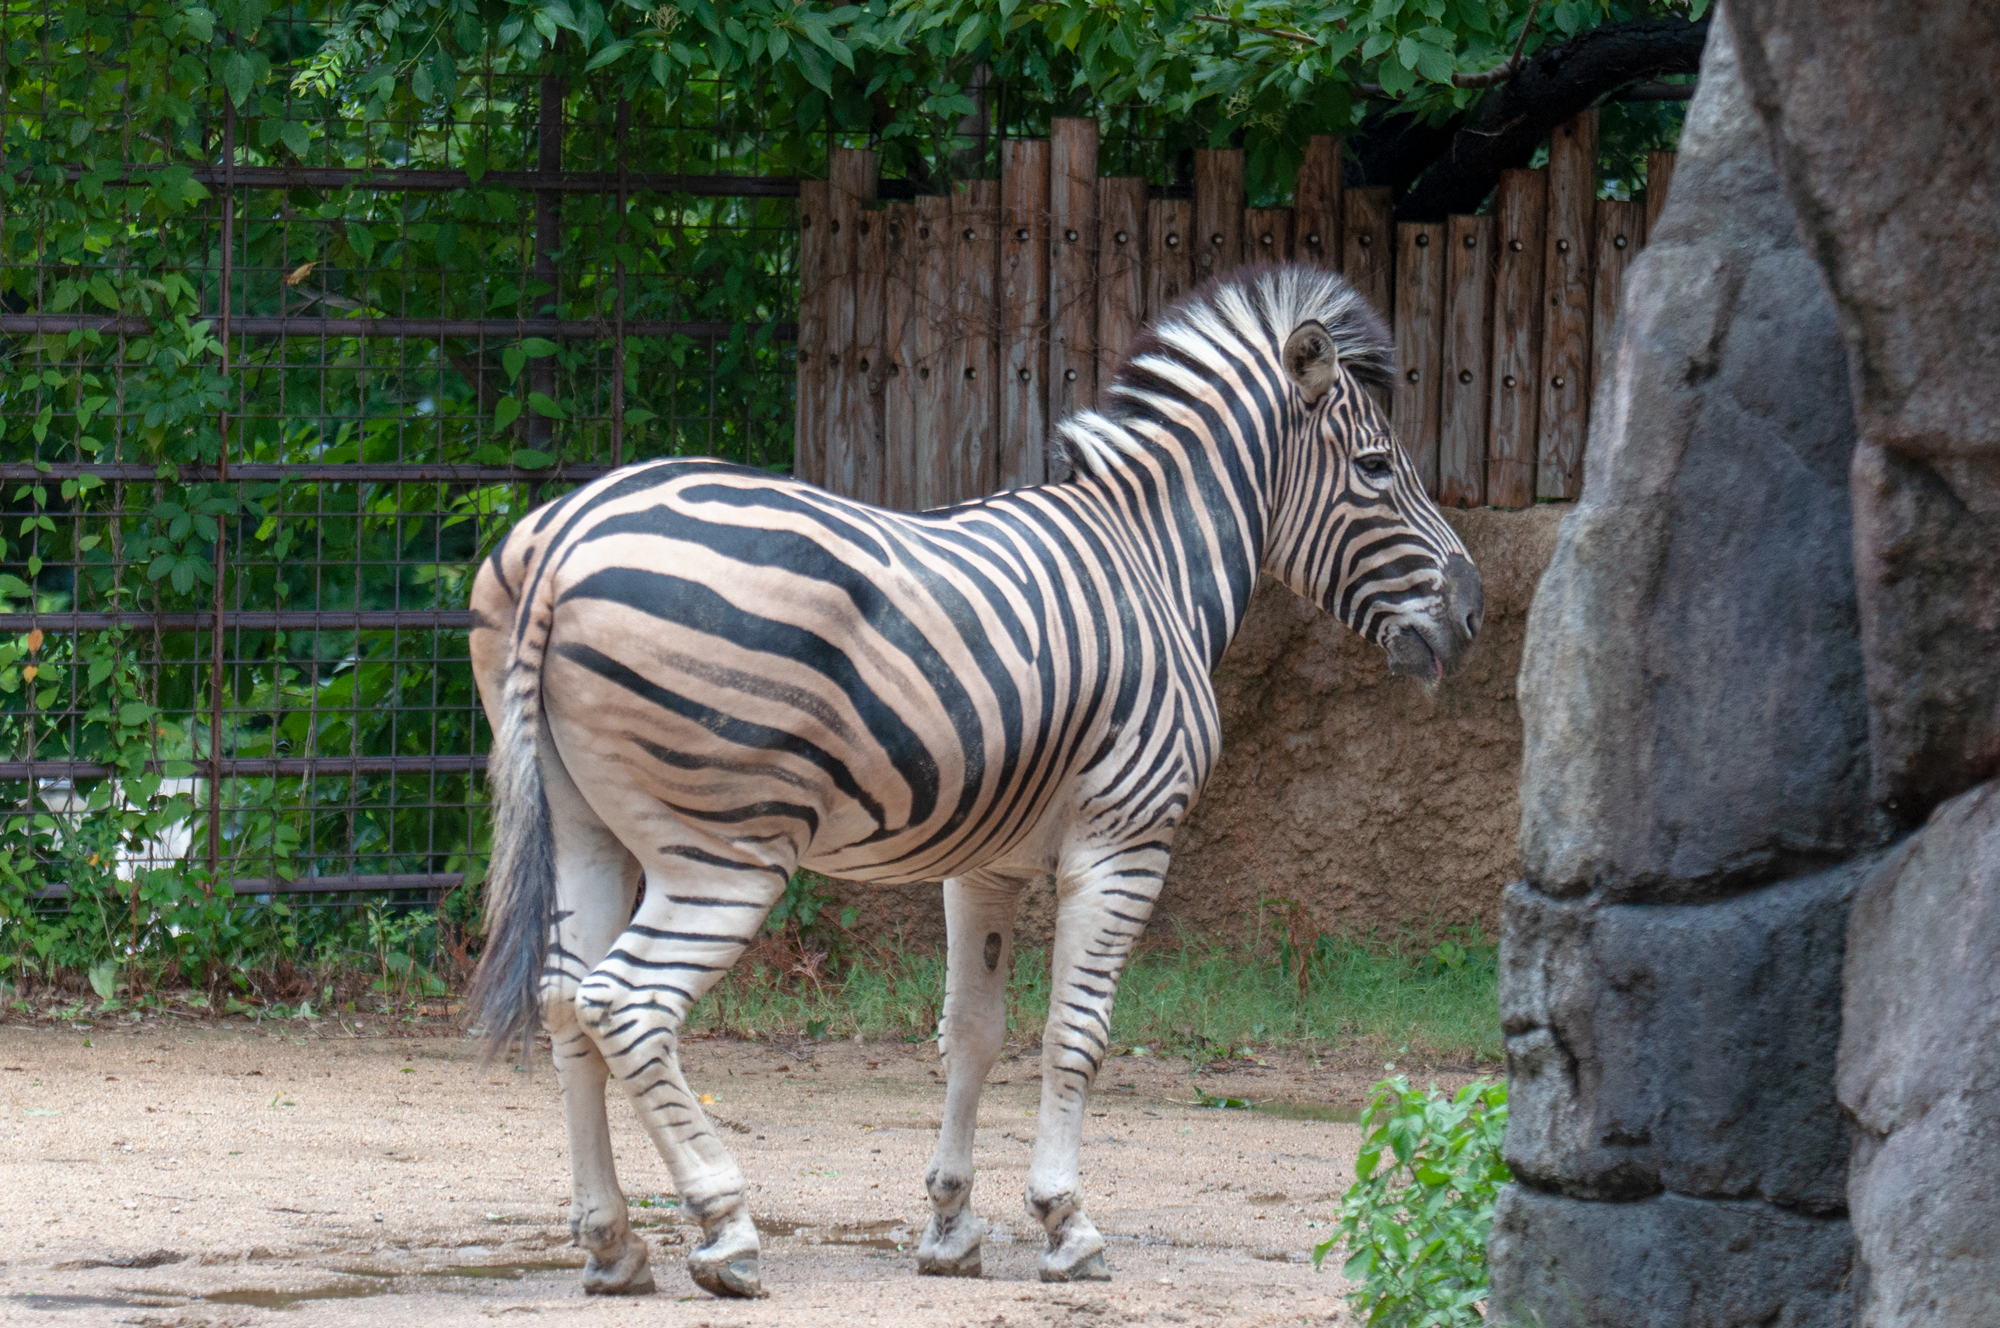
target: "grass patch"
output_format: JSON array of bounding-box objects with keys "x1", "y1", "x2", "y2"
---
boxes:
[{"x1": 698, "y1": 930, "x2": 1500, "y2": 1064}]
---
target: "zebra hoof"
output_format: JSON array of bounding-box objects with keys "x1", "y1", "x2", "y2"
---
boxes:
[
  {"x1": 581, "y1": 1231, "x2": 655, "y2": 1295},
  {"x1": 689, "y1": 1253, "x2": 767, "y2": 1299},
  {"x1": 916, "y1": 1211, "x2": 986, "y2": 1277},
  {"x1": 1038, "y1": 1213, "x2": 1110, "y2": 1283}
]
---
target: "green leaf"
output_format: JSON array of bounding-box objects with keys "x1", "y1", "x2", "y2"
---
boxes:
[
  {"x1": 119, "y1": 701, "x2": 155, "y2": 727},
  {"x1": 511, "y1": 447, "x2": 556, "y2": 469},
  {"x1": 493, "y1": 397, "x2": 523, "y2": 431},
  {"x1": 88, "y1": 960, "x2": 119, "y2": 1000},
  {"x1": 412, "y1": 63, "x2": 434, "y2": 103},
  {"x1": 622, "y1": 407, "x2": 657, "y2": 425},
  {"x1": 585, "y1": 39, "x2": 633, "y2": 70},
  {"x1": 520, "y1": 337, "x2": 559, "y2": 358},
  {"x1": 502, "y1": 346, "x2": 527, "y2": 382},
  {"x1": 224, "y1": 51, "x2": 255, "y2": 108},
  {"x1": 526, "y1": 392, "x2": 566, "y2": 419},
  {"x1": 1413, "y1": 41, "x2": 1456, "y2": 84}
]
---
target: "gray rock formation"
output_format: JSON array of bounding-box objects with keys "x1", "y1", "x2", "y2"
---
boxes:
[
  {"x1": 1490, "y1": 1188, "x2": 1853, "y2": 1328},
  {"x1": 1494, "y1": 17, "x2": 1865, "y2": 1325},
  {"x1": 1514, "y1": 20, "x2": 1877, "y2": 906},
  {"x1": 1502, "y1": 865, "x2": 1862, "y2": 1212},
  {"x1": 1499, "y1": 7, "x2": 2000, "y2": 1325},
  {"x1": 1728, "y1": 3, "x2": 2000, "y2": 826},
  {"x1": 1839, "y1": 781, "x2": 2000, "y2": 1327}
]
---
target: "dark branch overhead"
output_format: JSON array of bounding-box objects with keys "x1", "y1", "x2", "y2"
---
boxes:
[{"x1": 1394, "y1": 16, "x2": 1709, "y2": 223}]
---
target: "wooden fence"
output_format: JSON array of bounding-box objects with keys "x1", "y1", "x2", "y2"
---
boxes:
[{"x1": 795, "y1": 111, "x2": 1676, "y2": 510}]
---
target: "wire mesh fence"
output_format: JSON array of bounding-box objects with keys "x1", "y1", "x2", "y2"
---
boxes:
[{"x1": 0, "y1": 4, "x2": 800, "y2": 922}]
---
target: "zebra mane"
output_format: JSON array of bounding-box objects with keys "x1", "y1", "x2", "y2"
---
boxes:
[{"x1": 1049, "y1": 263, "x2": 1393, "y2": 481}]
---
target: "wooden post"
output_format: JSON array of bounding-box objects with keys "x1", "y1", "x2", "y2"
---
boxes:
[
  {"x1": 1341, "y1": 185, "x2": 1394, "y2": 318},
  {"x1": 1193, "y1": 149, "x2": 1243, "y2": 282},
  {"x1": 880, "y1": 201, "x2": 917, "y2": 510},
  {"x1": 795, "y1": 179, "x2": 831, "y2": 487},
  {"x1": 824, "y1": 147, "x2": 877, "y2": 500},
  {"x1": 1536, "y1": 110, "x2": 1596, "y2": 501},
  {"x1": 1486, "y1": 167, "x2": 1545, "y2": 509},
  {"x1": 1294, "y1": 135, "x2": 1343, "y2": 270},
  {"x1": 1049, "y1": 118, "x2": 1099, "y2": 434},
  {"x1": 1243, "y1": 207, "x2": 1293, "y2": 267},
  {"x1": 1145, "y1": 198, "x2": 1193, "y2": 320},
  {"x1": 1590, "y1": 199, "x2": 1642, "y2": 427},
  {"x1": 1096, "y1": 177, "x2": 1147, "y2": 398},
  {"x1": 998, "y1": 138, "x2": 1050, "y2": 490},
  {"x1": 1439, "y1": 215, "x2": 1494, "y2": 508},
  {"x1": 908, "y1": 194, "x2": 952, "y2": 510},
  {"x1": 1643, "y1": 149, "x2": 1676, "y2": 241},
  {"x1": 1393, "y1": 222, "x2": 1446, "y2": 497},
  {"x1": 851, "y1": 201, "x2": 890, "y2": 505},
  {"x1": 947, "y1": 180, "x2": 1000, "y2": 503}
]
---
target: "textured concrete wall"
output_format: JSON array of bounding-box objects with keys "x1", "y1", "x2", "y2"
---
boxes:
[{"x1": 829, "y1": 505, "x2": 1561, "y2": 952}]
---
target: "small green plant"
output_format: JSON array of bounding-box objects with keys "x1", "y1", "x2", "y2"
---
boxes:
[{"x1": 1316, "y1": 1075, "x2": 1510, "y2": 1328}]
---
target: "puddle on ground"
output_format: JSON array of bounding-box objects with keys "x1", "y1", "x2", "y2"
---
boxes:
[
  {"x1": 1250, "y1": 1100, "x2": 1362, "y2": 1124},
  {"x1": 17, "y1": 1292, "x2": 186, "y2": 1311},
  {"x1": 203, "y1": 1280, "x2": 394, "y2": 1309},
  {"x1": 431, "y1": 1259, "x2": 585, "y2": 1280},
  {"x1": 56, "y1": 1250, "x2": 185, "y2": 1271},
  {"x1": 754, "y1": 1218, "x2": 914, "y2": 1251}
]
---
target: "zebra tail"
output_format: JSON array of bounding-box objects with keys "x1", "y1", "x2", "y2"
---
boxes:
[{"x1": 468, "y1": 589, "x2": 558, "y2": 1067}]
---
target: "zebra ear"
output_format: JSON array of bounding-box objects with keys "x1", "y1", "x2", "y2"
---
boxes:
[{"x1": 1283, "y1": 320, "x2": 1341, "y2": 402}]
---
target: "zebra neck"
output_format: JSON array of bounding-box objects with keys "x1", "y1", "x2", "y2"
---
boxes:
[{"x1": 1054, "y1": 448, "x2": 1268, "y2": 671}]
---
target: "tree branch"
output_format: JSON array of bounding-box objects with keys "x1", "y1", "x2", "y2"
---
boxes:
[
  {"x1": 1394, "y1": 15, "x2": 1709, "y2": 222},
  {"x1": 1191, "y1": 13, "x2": 1315, "y2": 46}
]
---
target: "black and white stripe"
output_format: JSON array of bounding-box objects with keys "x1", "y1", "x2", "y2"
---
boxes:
[{"x1": 466, "y1": 263, "x2": 1483, "y2": 1296}]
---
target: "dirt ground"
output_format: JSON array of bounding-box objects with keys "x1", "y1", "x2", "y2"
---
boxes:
[{"x1": 0, "y1": 1017, "x2": 1487, "y2": 1327}]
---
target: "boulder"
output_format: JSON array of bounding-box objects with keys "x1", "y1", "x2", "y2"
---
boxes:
[
  {"x1": 1849, "y1": 445, "x2": 2000, "y2": 824},
  {"x1": 1725, "y1": 2, "x2": 2000, "y2": 463},
  {"x1": 1516, "y1": 17, "x2": 1878, "y2": 904},
  {"x1": 1839, "y1": 779, "x2": 2000, "y2": 1327},
  {"x1": 1501, "y1": 864, "x2": 1861, "y2": 1210},
  {"x1": 1489, "y1": 1186, "x2": 1852, "y2": 1328},
  {"x1": 1727, "y1": 5, "x2": 2000, "y2": 824}
]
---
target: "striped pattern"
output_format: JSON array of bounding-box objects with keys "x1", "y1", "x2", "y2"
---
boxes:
[{"x1": 466, "y1": 263, "x2": 1483, "y2": 1294}]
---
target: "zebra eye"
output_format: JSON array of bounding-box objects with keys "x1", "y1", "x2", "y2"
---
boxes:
[{"x1": 1355, "y1": 453, "x2": 1394, "y2": 478}]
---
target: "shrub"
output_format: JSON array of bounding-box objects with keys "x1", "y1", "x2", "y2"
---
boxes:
[{"x1": 1317, "y1": 1075, "x2": 1511, "y2": 1327}]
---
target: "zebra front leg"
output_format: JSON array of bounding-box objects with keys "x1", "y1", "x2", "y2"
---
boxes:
[
  {"x1": 541, "y1": 750, "x2": 654, "y2": 1294},
  {"x1": 1026, "y1": 854, "x2": 1164, "y2": 1282},
  {"x1": 576, "y1": 849, "x2": 789, "y2": 1299},
  {"x1": 918, "y1": 871, "x2": 1028, "y2": 1278}
]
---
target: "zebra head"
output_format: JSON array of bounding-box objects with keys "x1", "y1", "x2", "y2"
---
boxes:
[{"x1": 1259, "y1": 268, "x2": 1484, "y2": 685}]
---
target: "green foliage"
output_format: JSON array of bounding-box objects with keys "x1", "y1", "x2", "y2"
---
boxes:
[{"x1": 1317, "y1": 1076, "x2": 1512, "y2": 1328}]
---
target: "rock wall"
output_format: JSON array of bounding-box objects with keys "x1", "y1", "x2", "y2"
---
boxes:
[
  {"x1": 829, "y1": 505, "x2": 1561, "y2": 952},
  {"x1": 1495, "y1": 5, "x2": 2000, "y2": 1324},
  {"x1": 1490, "y1": 20, "x2": 1871, "y2": 1325},
  {"x1": 1719, "y1": 9, "x2": 2000, "y2": 1318}
]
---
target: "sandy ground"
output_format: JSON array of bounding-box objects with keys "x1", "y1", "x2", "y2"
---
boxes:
[{"x1": 0, "y1": 1016, "x2": 1489, "y2": 1326}]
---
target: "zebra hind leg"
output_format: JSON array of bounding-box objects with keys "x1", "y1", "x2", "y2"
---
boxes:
[
  {"x1": 539, "y1": 747, "x2": 653, "y2": 1294},
  {"x1": 1025, "y1": 854, "x2": 1164, "y2": 1282},
  {"x1": 917, "y1": 871, "x2": 1030, "y2": 1277},
  {"x1": 575, "y1": 843, "x2": 791, "y2": 1299}
]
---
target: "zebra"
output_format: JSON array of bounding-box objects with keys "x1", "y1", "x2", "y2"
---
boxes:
[{"x1": 466, "y1": 262, "x2": 1483, "y2": 1299}]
